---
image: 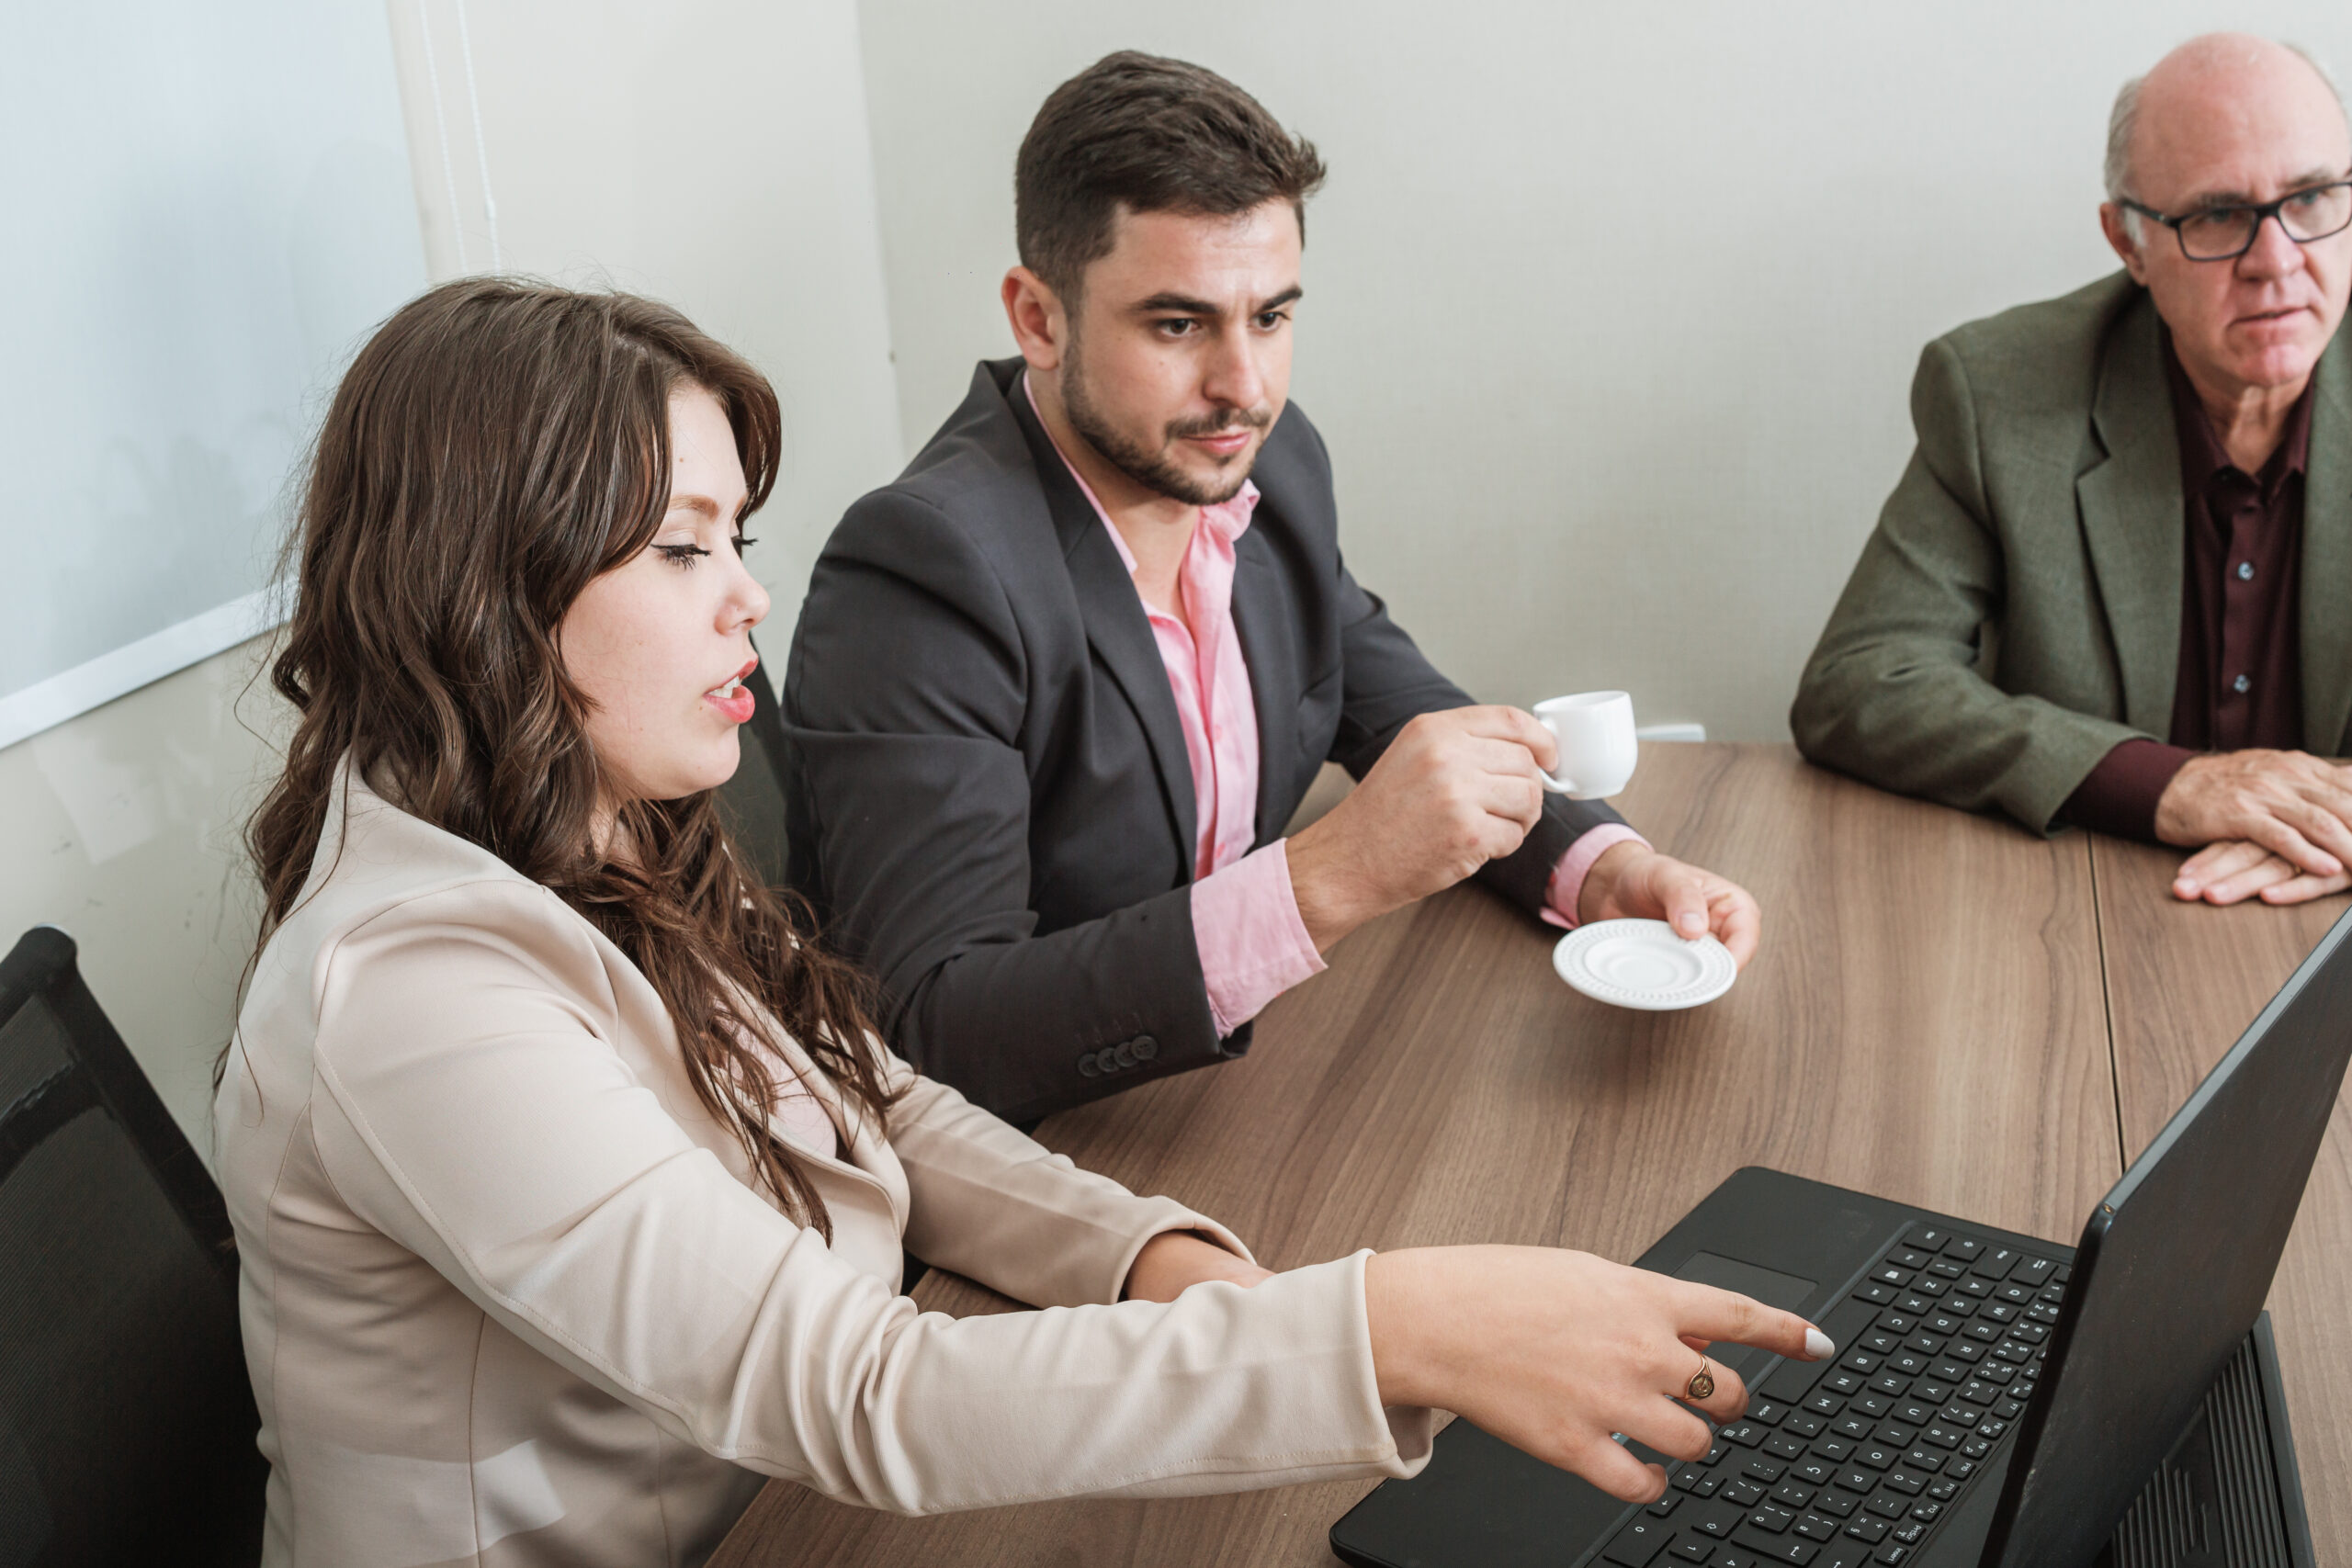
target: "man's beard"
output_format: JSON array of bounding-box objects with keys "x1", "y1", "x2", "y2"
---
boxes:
[{"x1": 1061, "y1": 341, "x2": 1272, "y2": 506}]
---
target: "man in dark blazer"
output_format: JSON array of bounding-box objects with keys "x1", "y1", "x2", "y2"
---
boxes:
[
  {"x1": 1794, "y1": 34, "x2": 2352, "y2": 913},
  {"x1": 783, "y1": 52, "x2": 1758, "y2": 1122}
]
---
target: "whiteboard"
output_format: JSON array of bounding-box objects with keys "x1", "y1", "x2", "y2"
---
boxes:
[{"x1": 0, "y1": 2, "x2": 425, "y2": 749}]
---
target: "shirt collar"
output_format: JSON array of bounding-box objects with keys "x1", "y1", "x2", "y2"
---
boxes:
[{"x1": 1019, "y1": 370, "x2": 1260, "y2": 574}]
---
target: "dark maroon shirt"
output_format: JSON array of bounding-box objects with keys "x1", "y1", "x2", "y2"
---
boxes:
[{"x1": 2060, "y1": 335, "x2": 2315, "y2": 839}]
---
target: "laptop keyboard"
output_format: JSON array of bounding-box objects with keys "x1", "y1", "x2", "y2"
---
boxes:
[{"x1": 1594, "y1": 1223, "x2": 2070, "y2": 1568}]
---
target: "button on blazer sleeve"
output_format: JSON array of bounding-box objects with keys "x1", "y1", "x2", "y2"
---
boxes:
[
  {"x1": 784, "y1": 489, "x2": 1224, "y2": 1123},
  {"x1": 302, "y1": 883, "x2": 1430, "y2": 1515},
  {"x1": 1791, "y1": 337, "x2": 2145, "y2": 831}
]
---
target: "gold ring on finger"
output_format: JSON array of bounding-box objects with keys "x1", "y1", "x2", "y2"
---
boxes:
[{"x1": 1684, "y1": 1353, "x2": 1715, "y2": 1402}]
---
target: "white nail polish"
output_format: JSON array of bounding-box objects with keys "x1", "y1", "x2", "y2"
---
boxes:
[{"x1": 1805, "y1": 1328, "x2": 1836, "y2": 1359}]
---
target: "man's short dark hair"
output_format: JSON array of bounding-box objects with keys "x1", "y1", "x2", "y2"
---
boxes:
[{"x1": 1015, "y1": 51, "x2": 1327, "y2": 299}]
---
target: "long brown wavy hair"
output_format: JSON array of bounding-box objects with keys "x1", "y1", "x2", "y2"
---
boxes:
[{"x1": 242, "y1": 277, "x2": 896, "y2": 1236}]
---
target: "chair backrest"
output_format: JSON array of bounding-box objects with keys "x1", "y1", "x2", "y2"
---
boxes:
[
  {"x1": 0, "y1": 927, "x2": 265, "y2": 1567},
  {"x1": 717, "y1": 649, "x2": 795, "y2": 892}
]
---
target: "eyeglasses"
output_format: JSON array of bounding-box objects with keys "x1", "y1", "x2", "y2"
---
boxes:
[{"x1": 2119, "y1": 180, "x2": 2352, "y2": 262}]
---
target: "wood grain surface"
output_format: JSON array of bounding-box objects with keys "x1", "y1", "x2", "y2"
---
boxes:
[
  {"x1": 2088, "y1": 833, "x2": 2352, "y2": 1551},
  {"x1": 713, "y1": 744, "x2": 2123, "y2": 1567}
]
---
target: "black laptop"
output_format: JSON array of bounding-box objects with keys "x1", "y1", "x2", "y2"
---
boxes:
[{"x1": 1331, "y1": 903, "x2": 2352, "y2": 1568}]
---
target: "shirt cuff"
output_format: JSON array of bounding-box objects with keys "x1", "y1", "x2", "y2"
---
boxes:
[
  {"x1": 1192, "y1": 840, "x2": 1328, "y2": 1036},
  {"x1": 1539, "y1": 824, "x2": 1651, "y2": 930},
  {"x1": 2058, "y1": 739, "x2": 2196, "y2": 841}
]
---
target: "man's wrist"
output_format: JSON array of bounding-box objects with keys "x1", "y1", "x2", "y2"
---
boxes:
[
  {"x1": 1575, "y1": 839, "x2": 1651, "y2": 925},
  {"x1": 1286, "y1": 818, "x2": 1380, "y2": 953}
]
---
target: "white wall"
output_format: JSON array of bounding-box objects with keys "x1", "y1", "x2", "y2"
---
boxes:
[
  {"x1": 1, "y1": 0, "x2": 901, "y2": 1153},
  {"x1": 855, "y1": 0, "x2": 2352, "y2": 739}
]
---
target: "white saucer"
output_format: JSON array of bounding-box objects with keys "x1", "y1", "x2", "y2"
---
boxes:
[{"x1": 1553, "y1": 919, "x2": 1736, "y2": 1010}]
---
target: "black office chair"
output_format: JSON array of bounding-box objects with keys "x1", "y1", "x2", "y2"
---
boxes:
[
  {"x1": 718, "y1": 649, "x2": 797, "y2": 893},
  {"x1": 0, "y1": 927, "x2": 266, "y2": 1566}
]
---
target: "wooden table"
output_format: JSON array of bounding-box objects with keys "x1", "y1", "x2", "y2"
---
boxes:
[{"x1": 712, "y1": 743, "x2": 2346, "y2": 1566}]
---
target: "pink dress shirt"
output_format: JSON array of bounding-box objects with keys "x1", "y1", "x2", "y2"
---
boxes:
[{"x1": 1026, "y1": 380, "x2": 1644, "y2": 1033}]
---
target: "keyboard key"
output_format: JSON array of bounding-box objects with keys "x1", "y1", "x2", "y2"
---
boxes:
[
  {"x1": 1863, "y1": 1491, "x2": 1905, "y2": 1518},
  {"x1": 1745, "y1": 1456, "x2": 1786, "y2": 1484},
  {"x1": 1854, "y1": 1394, "x2": 1894, "y2": 1418},
  {"x1": 2010, "y1": 1257, "x2": 2054, "y2": 1289},
  {"x1": 1826, "y1": 1371, "x2": 1866, "y2": 1395},
  {"x1": 1891, "y1": 1247, "x2": 1933, "y2": 1269},
  {"x1": 1939, "y1": 1403, "x2": 1983, "y2": 1427},
  {"x1": 1833, "y1": 1415, "x2": 1873, "y2": 1440},
  {"x1": 1955, "y1": 1277, "x2": 1993, "y2": 1299},
  {"x1": 1889, "y1": 1352, "x2": 1931, "y2": 1377},
  {"x1": 1962, "y1": 1438, "x2": 1993, "y2": 1460},
  {"x1": 1963, "y1": 1323, "x2": 1999, "y2": 1344},
  {"x1": 1995, "y1": 1398, "x2": 2024, "y2": 1420},
  {"x1": 1970, "y1": 1247, "x2": 2023, "y2": 1280},
  {"x1": 1807, "y1": 1393, "x2": 1848, "y2": 1416},
  {"x1": 1920, "y1": 1425, "x2": 1964, "y2": 1449},
  {"x1": 1924, "y1": 1259, "x2": 1964, "y2": 1281},
  {"x1": 1880, "y1": 1470, "x2": 1925, "y2": 1495},
  {"x1": 1854, "y1": 1282, "x2": 1897, "y2": 1306},
  {"x1": 1909, "y1": 1278, "x2": 1947, "y2": 1299},
  {"x1": 1733, "y1": 1526, "x2": 1820, "y2": 1564},
  {"x1": 1911, "y1": 1381, "x2": 1954, "y2": 1404},
  {"x1": 1875, "y1": 1546, "x2": 1913, "y2": 1564},
  {"x1": 1947, "y1": 1460, "x2": 1975, "y2": 1480},
  {"x1": 1814, "y1": 1437, "x2": 1853, "y2": 1461},
  {"x1": 1811, "y1": 1487, "x2": 1860, "y2": 1517},
  {"x1": 1603, "y1": 1516, "x2": 1674, "y2": 1565},
  {"x1": 1910, "y1": 1501, "x2": 1941, "y2": 1523},
  {"x1": 1902, "y1": 1448, "x2": 1943, "y2": 1472},
  {"x1": 1717, "y1": 1553, "x2": 1765, "y2": 1568},
  {"x1": 1845, "y1": 1516, "x2": 1889, "y2": 1543},
  {"x1": 1651, "y1": 1494, "x2": 1682, "y2": 1516},
  {"x1": 1784, "y1": 1413, "x2": 1826, "y2": 1438},
  {"x1": 1793, "y1": 1515, "x2": 1840, "y2": 1541},
  {"x1": 1982, "y1": 1302, "x2": 2018, "y2": 1324},
  {"x1": 1874, "y1": 1311, "x2": 1917, "y2": 1335},
  {"x1": 1929, "y1": 1360, "x2": 1972, "y2": 1383},
  {"x1": 1903, "y1": 1334, "x2": 1943, "y2": 1356},
  {"x1": 1895, "y1": 1294, "x2": 1936, "y2": 1317},
  {"x1": 1766, "y1": 1434, "x2": 1808, "y2": 1460},
  {"x1": 1940, "y1": 1236, "x2": 1982, "y2": 1262},
  {"x1": 1855, "y1": 1444, "x2": 1897, "y2": 1471},
  {"x1": 1893, "y1": 1401, "x2": 1936, "y2": 1427},
  {"x1": 1996, "y1": 1282, "x2": 2035, "y2": 1306},
  {"x1": 1749, "y1": 1400, "x2": 1788, "y2": 1427},
  {"x1": 1904, "y1": 1224, "x2": 1951, "y2": 1251},
  {"x1": 1773, "y1": 1480, "x2": 1815, "y2": 1508},
  {"x1": 1861, "y1": 1330, "x2": 1900, "y2": 1355},
  {"x1": 1838, "y1": 1469, "x2": 1876, "y2": 1494},
  {"x1": 1928, "y1": 1479, "x2": 1959, "y2": 1501},
  {"x1": 1841, "y1": 1350, "x2": 1881, "y2": 1374},
  {"x1": 1869, "y1": 1266, "x2": 1910, "y2": 1290},
  {"x1": 1890, "y1": 1520, "x2": 1928, "y2": 1544},
  {"x1": 1722, "y1": 1422, "x2": 1767, "y2": 1448},
  {"x1": 1946, "y1": 1343, "x2": 1985, "y2": 1365},
  {"x1": 1670, "y1": 1540, "x2": 1715, "y2": 1563},
  {"x1": 1867, "y1": 1374, "x2": 1906, "y2": 1398},
  {"x1": 1872, "y1": 1425, "x2": 1916, "y2": 1449},
  {"x1": 1747, "y1": 1504, "x2": 1795, "y2": 1534}
]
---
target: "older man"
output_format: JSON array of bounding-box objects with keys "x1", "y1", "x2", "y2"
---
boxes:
[{"x1": 1794, "y1": 33, "x2": 2352, "y2": 908}]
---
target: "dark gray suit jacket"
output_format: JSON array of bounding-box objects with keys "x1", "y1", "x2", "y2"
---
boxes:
[{"x1": 782, "y1": 359, "x2": 1623, "y2": 1122}]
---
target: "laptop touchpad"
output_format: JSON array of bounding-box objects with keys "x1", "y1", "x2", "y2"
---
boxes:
[{"x1": 1671, "y1": 1250, "x2": 1818, "y2": 1312}]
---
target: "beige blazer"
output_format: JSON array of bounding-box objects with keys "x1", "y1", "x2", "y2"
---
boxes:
[{"x1": 215, "y1": 770, "x2": 1430, "y2": 1567}]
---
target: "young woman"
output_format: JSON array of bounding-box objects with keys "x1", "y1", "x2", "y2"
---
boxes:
[{"x1": 217, "y1": 278, "x2": 1830, "y2": 1567}]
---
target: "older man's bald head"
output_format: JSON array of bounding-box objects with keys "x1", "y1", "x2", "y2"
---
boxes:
[{"x1": 2107, "y1": 34, "x2": 2350, "y2": 209}]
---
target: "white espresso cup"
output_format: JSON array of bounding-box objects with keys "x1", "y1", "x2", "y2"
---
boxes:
[{"x1": 1533, "y1": 691, "x2": 1637, "y2": 799}]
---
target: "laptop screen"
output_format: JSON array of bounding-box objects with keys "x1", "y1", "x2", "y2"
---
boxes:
[{"x1": 1983, "y1": 906, "x2": 2352, "y2": 1564}]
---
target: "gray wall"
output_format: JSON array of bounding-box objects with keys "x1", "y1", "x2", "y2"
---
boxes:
[{"x1": 856, "y1": 0, "x2": 2352, "y2": 736}]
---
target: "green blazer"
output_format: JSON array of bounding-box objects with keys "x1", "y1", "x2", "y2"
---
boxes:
[{"x1": 1792, "y1": 271, "x2": 2352, "y2": 833}]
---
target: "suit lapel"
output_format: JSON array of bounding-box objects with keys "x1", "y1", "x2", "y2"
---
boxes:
[
  {"x1": 1004, "y1": 375, "x2": 1199, "y2": 863},
  {"x1": 2300, "y1": 330, "x2": 2352, "y2": 752},
  {"x1": 2077, "y1": 296, "x2": 2186, "y2": 737},
  {"x1": 1228, "y1": 525, "x2": 1297, "y2": 844}
]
